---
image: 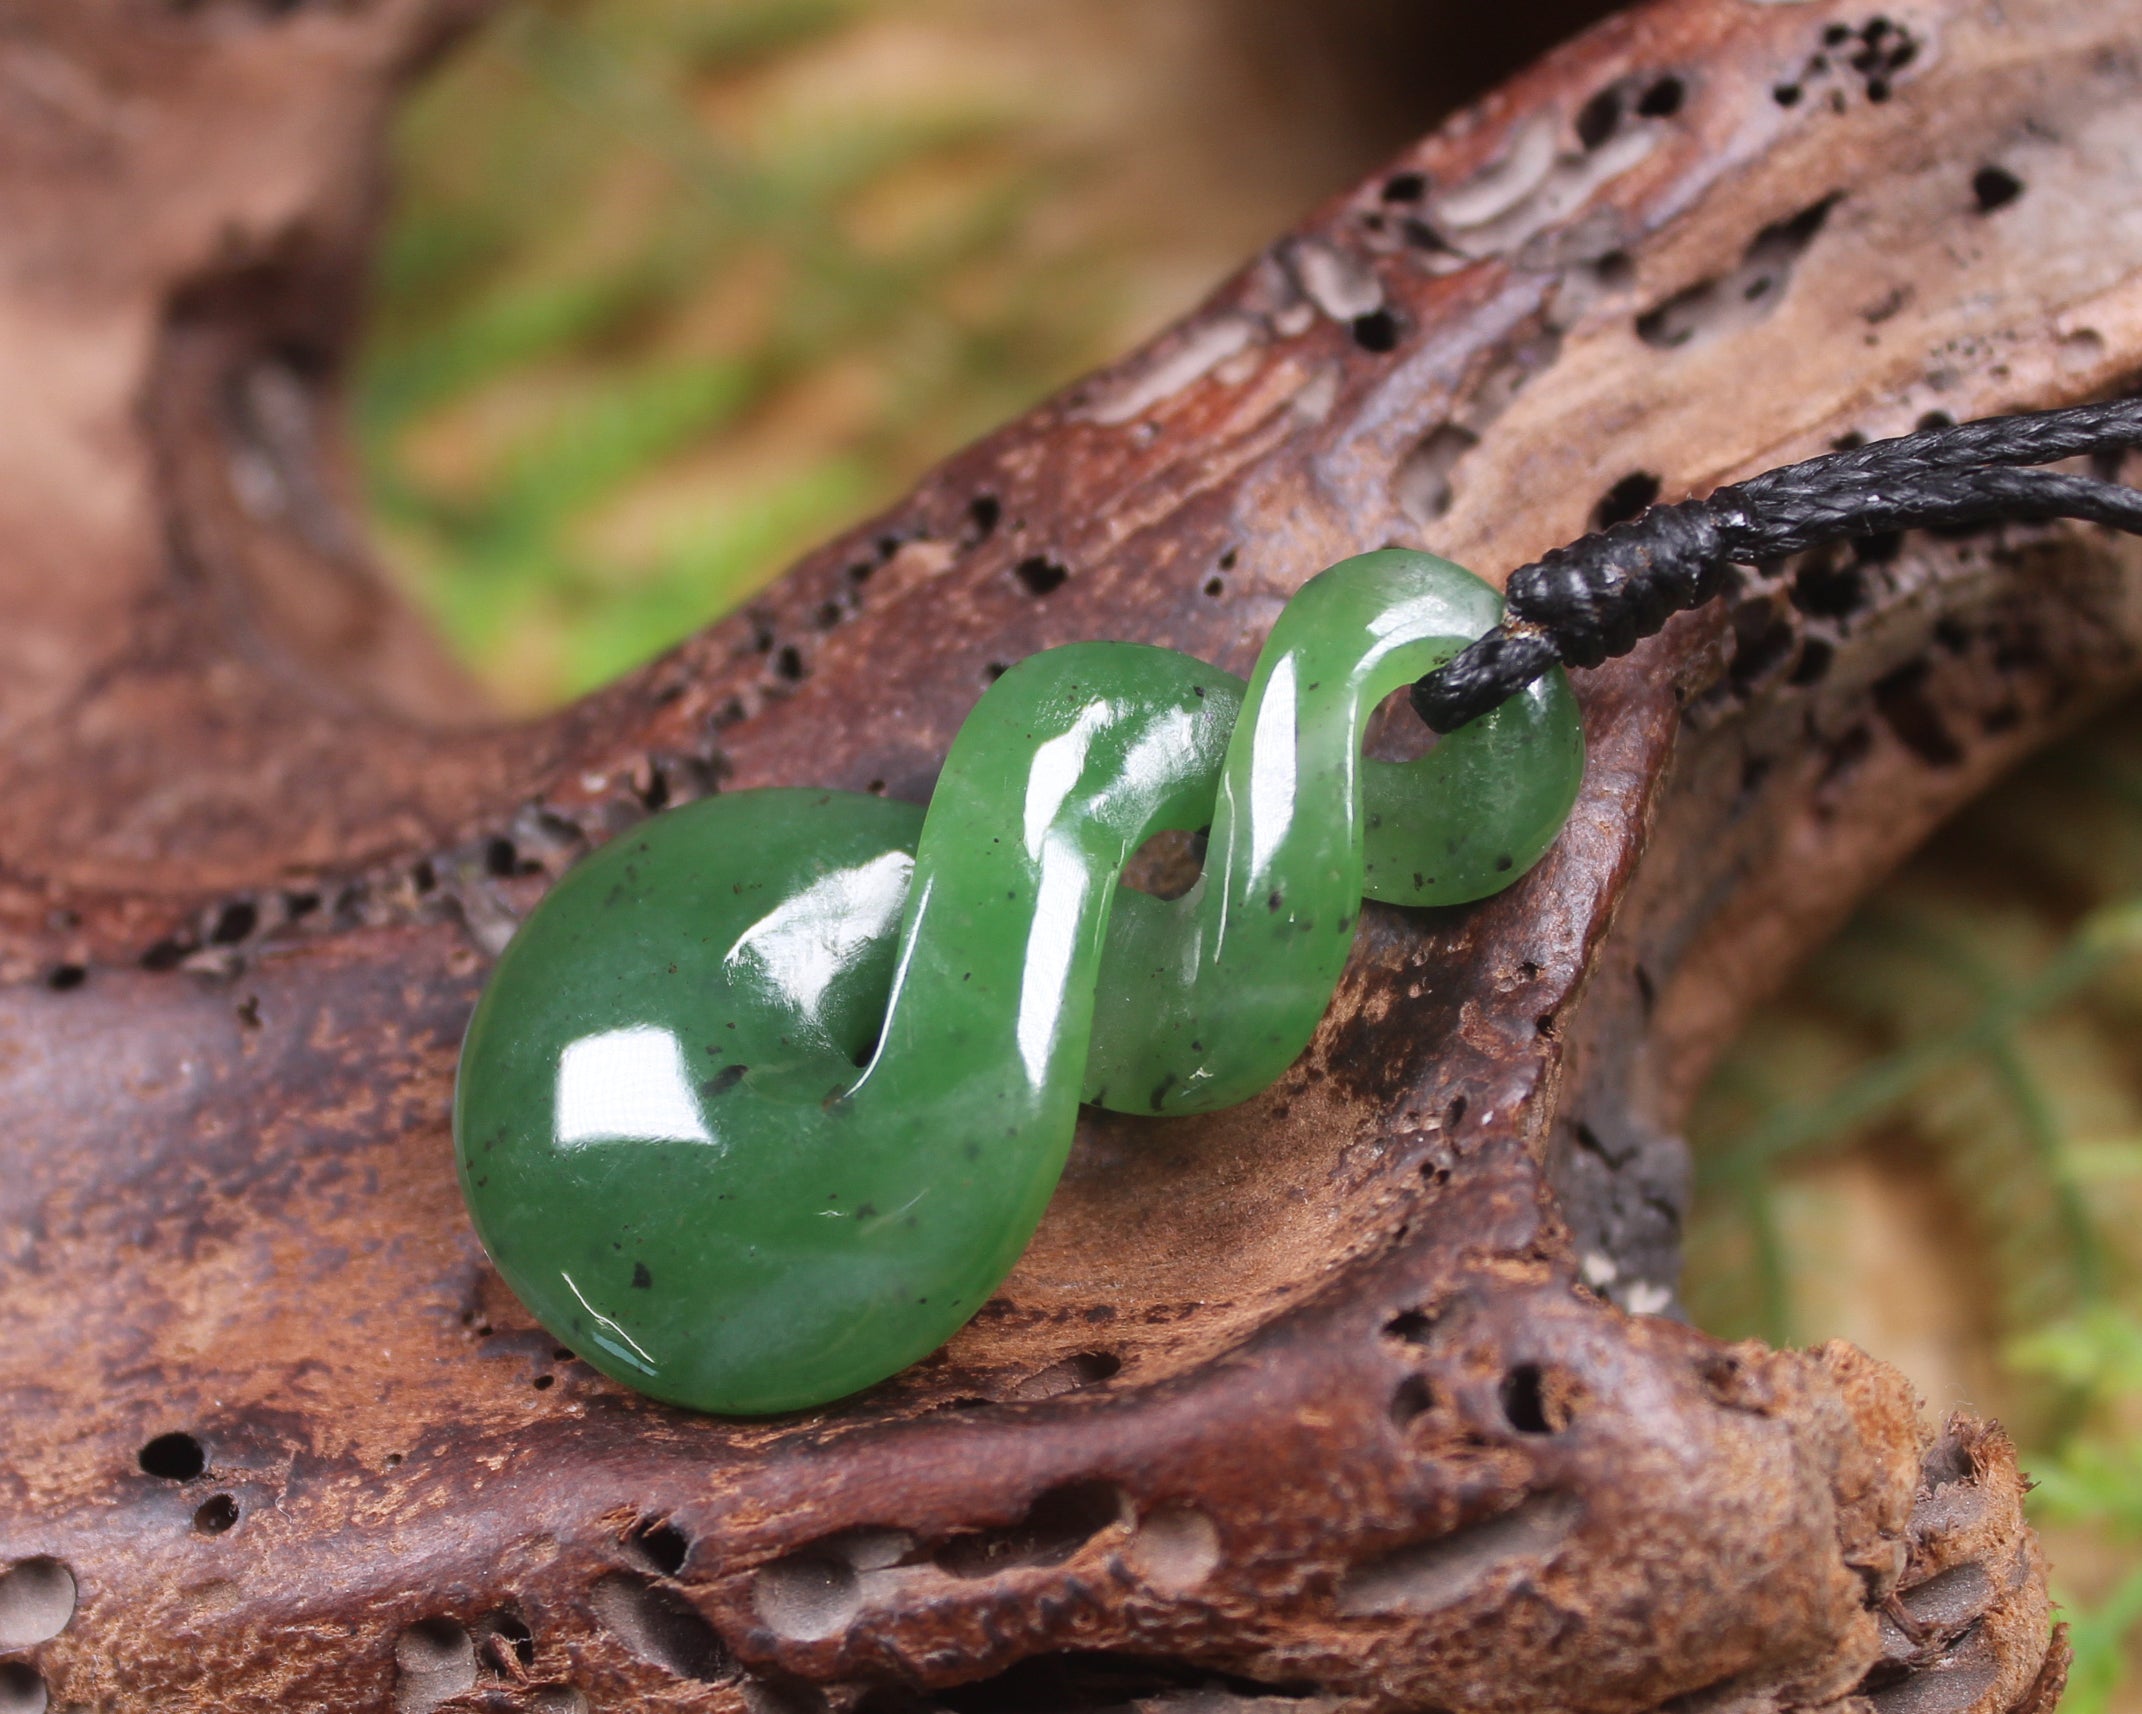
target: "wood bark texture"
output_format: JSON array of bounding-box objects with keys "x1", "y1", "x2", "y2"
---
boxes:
[{"x1": 1, "y1": 0, "x2": 2136, "y2": 1709}]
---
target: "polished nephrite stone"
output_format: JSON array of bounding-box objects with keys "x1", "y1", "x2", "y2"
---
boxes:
[{"x1": 454, "y1": 551, "x2": 1584, "y2": 1414}]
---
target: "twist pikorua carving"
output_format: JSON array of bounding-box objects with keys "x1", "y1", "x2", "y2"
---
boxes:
[{"x1": 455, "y1": 552, "x2": 1583, "y2": 1413}]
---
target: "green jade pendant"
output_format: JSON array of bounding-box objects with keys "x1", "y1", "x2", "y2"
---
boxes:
[{"x1": 454, "y1": 551, "x2": 1584, "y2": 1414}]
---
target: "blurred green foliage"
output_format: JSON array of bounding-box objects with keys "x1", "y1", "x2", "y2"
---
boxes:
[
  {"x1": 1687, "y1": 715, "x2": 2142, "y2": 1707},
  {"x1": 360, "y1": 0, "x2": 1116, "y2": 706}
]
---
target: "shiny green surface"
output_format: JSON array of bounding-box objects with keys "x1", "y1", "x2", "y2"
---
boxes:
[{"x1": 454, "y1": 551, "x2": 1584, "y2": 1413}]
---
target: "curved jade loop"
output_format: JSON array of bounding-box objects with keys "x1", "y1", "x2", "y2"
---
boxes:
[{"x1": 454, "y1": 550, "x2": 1585, "y2": 1415}]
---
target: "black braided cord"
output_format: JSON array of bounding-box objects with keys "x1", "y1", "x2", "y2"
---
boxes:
[{"x1": 1411, "y1": 399, "x2": 2142, "y2": 733}]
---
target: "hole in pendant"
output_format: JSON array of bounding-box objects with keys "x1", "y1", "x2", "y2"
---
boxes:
[
  {"x1": 1362, "y1": 685, "x2": 1440, "y2": 765},
  {"x1": 1120, "y1": 829, "x2": 1207, "y2": 901}
]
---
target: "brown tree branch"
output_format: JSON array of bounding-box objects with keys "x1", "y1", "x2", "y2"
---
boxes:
[{"x1": 4, "y1": 1, "x2": 2138, "y2": 1710}]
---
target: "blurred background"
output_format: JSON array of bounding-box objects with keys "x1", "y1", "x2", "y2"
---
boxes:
[{"x1": 360, "y1": 1, "x2": 2142, "y2": 1702}]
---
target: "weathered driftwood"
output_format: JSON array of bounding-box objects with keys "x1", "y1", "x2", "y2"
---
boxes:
[{"x1": 4, "y1": 0, "x2": 2139, "y2": 1708}]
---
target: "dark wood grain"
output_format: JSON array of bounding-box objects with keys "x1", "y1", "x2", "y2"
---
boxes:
[{"x1": 5, "y1": 1, "x2": 2138, "y2": 1708}]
